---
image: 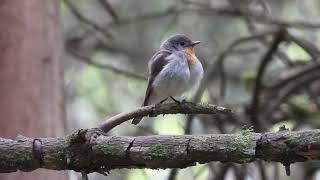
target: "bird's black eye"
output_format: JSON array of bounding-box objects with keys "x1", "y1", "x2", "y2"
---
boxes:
[{"x1": 180, "y1": 41, "x2": 185, "y2": 46}]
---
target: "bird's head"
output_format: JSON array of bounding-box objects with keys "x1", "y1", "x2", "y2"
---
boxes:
[{"x1": 160, "y1": 34, "x2": 200, "y2": 52}]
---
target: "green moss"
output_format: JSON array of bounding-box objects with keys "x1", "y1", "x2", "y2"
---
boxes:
[
  {"x1": 98, "y1": 144, "x2": 114, "y2": 155},
  {"x1": 235, "y1": 127, "x2": 254, "y2": 149},
  {"x1": 241, "y1": 70, "x2": 256, "y2": 89},
  {"x1": 230, "y1": 128, "x2": 254, "y2": 163},
  {"x1": 237, "y1": 157, "x2": 253, "y2": 164},
  {"x1": 285, "y1": 134, "x2": 301, "y2": 148},
  {"x1": 233, "y1": 132, "x2": 251, "y2": 150},
  {"x1": 145, "y1": 145, "x2": 169, "y2": 159},
  {"x1": 241, "y1": 127, "x2": 254, "y2": 136}
]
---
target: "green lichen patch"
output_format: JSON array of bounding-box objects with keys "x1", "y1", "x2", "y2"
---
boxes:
[
  {"x1": 233, "y1": 128, "x2": 253, "y2": 150},
  {"x1": 230, "y1": 128, "x2": 255, "y2": 163},
  {"x1": 145, "y1": 145, "x2": 169, "y2": 159},
  {"x1": 97, "y1": 144, "x2": 114, "y2": 155},
  {"x1": 285, "y1": 136, "x2": 301, "y2": 148},
  {"x1": 237, "y1": 157, "x2": 254, "y2": 164}
]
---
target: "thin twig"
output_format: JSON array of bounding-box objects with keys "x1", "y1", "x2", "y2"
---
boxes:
[
  {"x1": 257, "y1": 161, "x2": 267, "y2": 180},
  {"x1": 267, "y1": 62, "x2": 320, "y2": 91},
  {"x1": 249, "y1": 29, "x2": 286, "y2": 131},
  {"x1": 213, "y1": 163, "x2": 232, "y2": 180},
  {"x1": 64, "y1": 0, "x2": 112, "y2": 38},
  {"x1": 104, "y1": 6, "x2": 320, "y2": 30},
  {"x1": 98, "y1": 0, "x2": 119, "y2": 22},
  {"x1": 243, "y1": 18, "x2": 294, "y2": 67},
  {"x1": 167, "y1": 169, "x2": 178, "y2": 180},
  {"x1": 181, "y1": 2, "x2": 320, "y2": 29},
  {"x1": 217, "y1": 31, "x2": 276, "y2": 99},
  {"x1": 67, "y1": 47, "x2": 147, "y2": 81},
  {"x1": 81, "y1": 172, "x2": 89, "y2": 180},
  {"x1": 99, "y1": 102, "x2": 232, "y2": 132},
  {"x1": 265, "y1": 70, "x2": 320, "y2": 117},
  {"x1": 285, "y1": 33, "x2": 320, "y2": 61}
]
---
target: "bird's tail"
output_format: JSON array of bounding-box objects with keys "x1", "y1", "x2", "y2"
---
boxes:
[
  {"x1": 132, "y1": 86, "x2": 151, "y2": 125},
  {"x1": 132, "y1": 116, "x2": 143, "y2": 125}
]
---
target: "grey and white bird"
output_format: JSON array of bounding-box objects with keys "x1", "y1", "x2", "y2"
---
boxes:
[{"x1": 132, "y1": 34, "x2": 204, "y2": 125}]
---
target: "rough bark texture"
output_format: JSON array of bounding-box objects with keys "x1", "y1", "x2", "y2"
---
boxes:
[
  {"x1": 0, "y1": 128, "x2": 320, "y2": 174},
  {"x1": 0, "y1": 1, "x2": 66, "y2": 180}
]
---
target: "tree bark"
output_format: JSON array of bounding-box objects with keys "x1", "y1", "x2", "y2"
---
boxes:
[
  {"x1": 0, "y1": 0, "x2": 66, "y2": 180},
  {"x1": 0, "y1": 128, "x2": 319, "y2": 174}
]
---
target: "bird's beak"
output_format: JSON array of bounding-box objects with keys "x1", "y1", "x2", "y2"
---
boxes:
[{"x1": 190, "y1": 41, "x2": 201, "y2": 46}]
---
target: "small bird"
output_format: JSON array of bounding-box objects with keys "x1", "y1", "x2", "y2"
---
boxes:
[{"x1": 132, "y1": 34, "x2": 204, "y2": 125}]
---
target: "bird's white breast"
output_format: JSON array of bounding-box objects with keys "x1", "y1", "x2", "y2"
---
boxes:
[{"x1": 149, "y1": 51, "x2": 203, "y2": 104}]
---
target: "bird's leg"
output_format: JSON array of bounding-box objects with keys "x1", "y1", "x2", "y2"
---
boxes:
[
  {"x1": 170, "y1": 96, "x2": 181, "y2": 104},
  {"x1": 155, "y1": 98, "x2": 169, "y2": 117}
]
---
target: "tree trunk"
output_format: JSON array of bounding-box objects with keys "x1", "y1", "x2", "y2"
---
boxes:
[{"x1": 0, "y1": 0, "x2": 66, "y2": 180}]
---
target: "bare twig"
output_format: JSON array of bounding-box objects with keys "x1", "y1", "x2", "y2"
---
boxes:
[
  {"x1": 65, "y1": 34, "x2": 133, "y2": 57},
  {"x1": 98, "y1": 0, "x2": 118, "y2": 21},
  {"x1": 217, "y1": 30, "x2": 275, "y2": 99},
  {"x1": 99, "y1": 102, "x2": 232, "y2": 132},
  {"x1": 67, "y1": 47, "x2": 147, "y2": 81},
  {"x1": 249, "y1": 29, "x2": 286, "y2": 131},
  {"x1": 64, "y1": 0, "x2": 112, "y2": 38},
  {"x1": 103, "y1": 5, "x2": 320, "y2": 30},
  {"x1": 258, "y1": 161, "x2": 267, "y2": 180},
  {"x1": 213, "y1": 163, "x2": 232, "y2": 180},
  {"x1": 167, "y1": 169, "x2": 178, "y2": 180},
  {"x1": 244, "y1": 18, "x2": 294, "y2": 66},
  {"x1": 265, "y1": 70, "x2": 320, "y2": 117},
  {"x1": 81, "y1": 172, "x2": 89, "y2": 180},
  {"x1": 184, "y1": 4, "x2": 320, "y2": 29},
  {"x1": 267, "y1": 62, "x2": 320, "y2": 91},
  {"x1": 285, "y1": 33, "x2": 320, "y2": 60}
]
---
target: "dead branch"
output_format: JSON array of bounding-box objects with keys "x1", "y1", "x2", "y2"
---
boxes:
[{"x1": 99, "y1": 102, "x2": 233, "y2": 133}]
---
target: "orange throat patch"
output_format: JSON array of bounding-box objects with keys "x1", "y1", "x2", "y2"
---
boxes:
[{"x1": 184, "y1": 47, "x2": 196, "y2": 67}]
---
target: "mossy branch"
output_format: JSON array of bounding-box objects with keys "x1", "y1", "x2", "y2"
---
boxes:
[{"x1": 1, "y1": 128, "x2": 320, "y2": 175}]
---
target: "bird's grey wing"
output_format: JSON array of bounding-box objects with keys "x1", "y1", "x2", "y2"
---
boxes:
[
  {"x1": 143, "y1": 50, "x2": 171, "y2": 106},
  {"x1": 132, "y1": 51, "x2": 171, "y2": 125}
]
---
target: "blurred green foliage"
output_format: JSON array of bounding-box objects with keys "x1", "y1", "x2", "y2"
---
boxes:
[
  {"x1": 153, "y1": 115, "x2": 185, "y2": 135},
  {"x1": 78, "y1": 66, "x2": 115, "y2": 115},
  {"x1": 287, "y1": 43, "x2": 311, "y2": 61},
  {"x1": 241, "y1": 70, "x2": 256, "y2": 89}
]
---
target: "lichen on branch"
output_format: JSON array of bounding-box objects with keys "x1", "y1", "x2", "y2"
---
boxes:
[{"x1": 1, "y1": 128, "x2": 320, "y2": 175}]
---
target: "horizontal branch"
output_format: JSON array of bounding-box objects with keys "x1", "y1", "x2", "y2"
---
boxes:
[
  {"x1": 99, "y1": 102, "x2": 233, "y2": 132},
  {"x1": 1, "y1": 128, "x2": 320, "y2": 174}
]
